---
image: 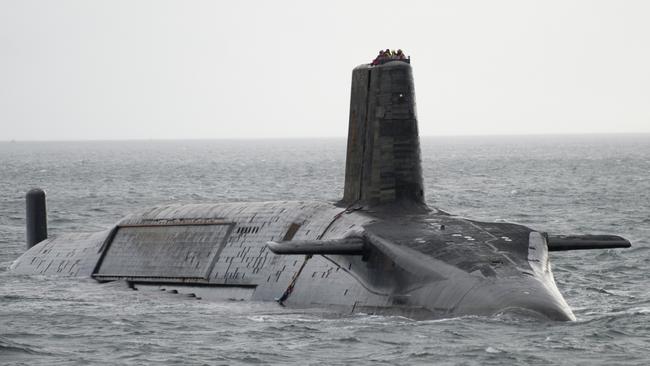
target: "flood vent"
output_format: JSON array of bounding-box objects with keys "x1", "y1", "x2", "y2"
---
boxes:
[{"x1": 236, "y1": 226, "x2": 260, "y2": 235}]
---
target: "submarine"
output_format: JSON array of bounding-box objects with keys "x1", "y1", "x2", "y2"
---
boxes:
[{"x1": 11, "y1": 57, "x2": 631, "y2": 321}]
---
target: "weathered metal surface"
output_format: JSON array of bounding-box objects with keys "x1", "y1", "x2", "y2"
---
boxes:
[
  {"x1": 343, "y1": 65, "x2": 370, "y2": 203},
  {"x1": 94, "y1": 223, "x2": 233, "y2": 280},
  {"x1": 343, "y1": 61, "x2": 424, "y2": 206},
  {"x1": 11, "y1": 229, "x2": 111, "y2": 277}
]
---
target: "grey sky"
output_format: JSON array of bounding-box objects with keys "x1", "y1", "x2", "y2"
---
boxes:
[{"x1": 1, "y1": 0, "x2": 649, "y2": 140}]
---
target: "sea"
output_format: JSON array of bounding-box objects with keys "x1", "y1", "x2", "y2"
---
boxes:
[{"x1": 1, "y1": 135, "x2": 649, "y2": 365}]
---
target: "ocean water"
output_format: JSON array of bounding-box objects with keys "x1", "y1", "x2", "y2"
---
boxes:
[{"x1": 1, "y1": 135, "x2": 649, "y2": 365}]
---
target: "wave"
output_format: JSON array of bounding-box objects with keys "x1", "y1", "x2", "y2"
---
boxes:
[{"x1": 0, "y1": 336, "x2": 53, "y2": 356}]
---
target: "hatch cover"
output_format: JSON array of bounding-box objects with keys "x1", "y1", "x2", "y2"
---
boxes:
[{"x1": 93, "y1": 223, "x2": 233, "y2": 281}]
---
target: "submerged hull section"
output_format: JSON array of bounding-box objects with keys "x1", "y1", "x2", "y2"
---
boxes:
[
  {"x1": 11, "y1": 201, "x2": 575, "y2": 320},
  {"x1": 11, "y1": 229, "x2": 110, "y2": 277}
]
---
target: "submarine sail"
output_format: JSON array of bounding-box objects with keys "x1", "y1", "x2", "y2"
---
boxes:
[{"x1": 343, "y1": 62, "x2": 424, "y2": 206}]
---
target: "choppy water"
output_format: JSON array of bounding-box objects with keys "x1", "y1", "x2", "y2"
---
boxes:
[{"x1": 1, "y1": 135, "x2": 649, "y2": 365}]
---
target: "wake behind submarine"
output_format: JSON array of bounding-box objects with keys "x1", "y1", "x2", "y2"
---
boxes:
[{"x1": 12, "y1": 56, "x2": 631, "y2": 321}]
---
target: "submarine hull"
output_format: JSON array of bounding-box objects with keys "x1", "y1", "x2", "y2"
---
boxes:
[{"x1": 11, "y1": 200, "x2": 574, "y2": 321}]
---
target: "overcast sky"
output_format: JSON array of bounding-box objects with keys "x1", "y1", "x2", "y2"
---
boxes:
[{"x1": 1, "y1": 0, "x2": 649, "y2": 140}]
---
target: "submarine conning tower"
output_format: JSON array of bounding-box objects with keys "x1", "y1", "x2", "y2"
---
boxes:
[{"x1": 342, "y1": 61, "x2": 425, "y2": 207}]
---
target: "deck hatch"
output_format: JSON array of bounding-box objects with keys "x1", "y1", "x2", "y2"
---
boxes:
[{"x1": 93, "y1": 223, "x2": 233, "y2": 280}]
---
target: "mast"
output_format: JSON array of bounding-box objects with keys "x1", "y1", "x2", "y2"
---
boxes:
[{"x1": 343, "y1": 61, "x2": 424, "y2": 207}]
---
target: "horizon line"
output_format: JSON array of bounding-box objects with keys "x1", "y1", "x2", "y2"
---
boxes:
[{"x1": 3, "y1": 131, "x2": 650, "y2": 143}]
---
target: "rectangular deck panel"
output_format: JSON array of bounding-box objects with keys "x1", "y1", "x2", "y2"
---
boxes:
[{"x1": 94, "y1": 223, "x2": 233, "y2": 280}]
